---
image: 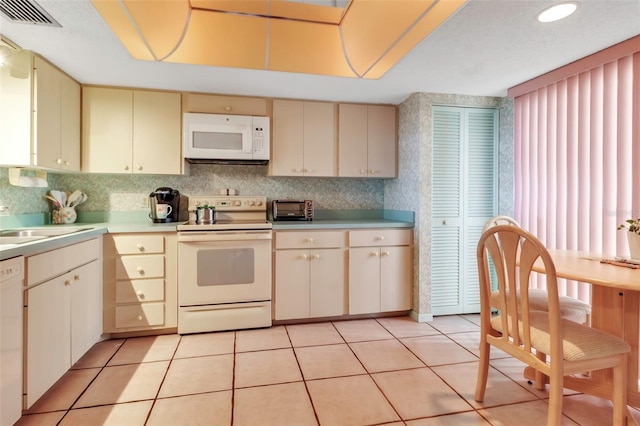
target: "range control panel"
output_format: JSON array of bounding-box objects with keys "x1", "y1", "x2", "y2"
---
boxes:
[{"x1": 188, "y1": 196, "x2": 267, "y2": 212}]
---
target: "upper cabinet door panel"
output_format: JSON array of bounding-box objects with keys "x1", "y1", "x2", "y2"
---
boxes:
[
  {"x1": 184, "y1": 93, "x2": 268, "y2": 116},
  {"x1": 132, "y1": 90, "x2": 181, "y2": 174},
  {"x1": 338, "y1": 104, "x2": 368, "y2": 177},
  {"x1": 59, "y1": 72, "x2": 81, "y2": 171},
  {"x1": 303, "y1": 101, "x2": 336, "y2": 176},
  {"x1": 82, "y1": 87, "x2": 133, "y2": 173},
  {"x1": 367, "y1": 105, "x2": 396, "y2": 178},
  {"x1": 272, "y1": 99, "x2": 304, "y2": 176},
  {"x1": 34, "y1": 57, "x2": 61, "y2": 170}
]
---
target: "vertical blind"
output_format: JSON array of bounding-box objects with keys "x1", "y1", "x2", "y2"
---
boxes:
[{"x1": 512, "y1": 47, "x2": 640, "y2": 302}]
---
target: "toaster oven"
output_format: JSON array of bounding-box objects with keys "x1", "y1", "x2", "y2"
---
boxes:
[{"x1": 272, "y1": 200, "x2": 314, "y2": 221}]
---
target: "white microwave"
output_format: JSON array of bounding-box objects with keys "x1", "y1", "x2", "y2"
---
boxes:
[{"x1": 183, "y1": 113, "x2": 270, "y2": 164}]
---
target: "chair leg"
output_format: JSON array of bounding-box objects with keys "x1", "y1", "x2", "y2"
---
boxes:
[
  {"x1": 475, "y1": 333, "x2": 490, "y2": 402},
  {"x1": 547, "y1": 364, "x2": 564, "y2": 425},
  {"x1": 535, "y1": 351, "x2": 547, "y2": 391},
  {"x1": 612, "y1": 354, "x2": 628, "y2": 426}
]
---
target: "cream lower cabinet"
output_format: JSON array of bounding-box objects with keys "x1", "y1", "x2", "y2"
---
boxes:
[
  {"x1": 25, "y1": 237, "x2": 103, "y2": 408},
  {"x1": 82, "y1": 87, "x2": 182, "y2": 174},
  {"x1": 274, "y1": 231, "x2": 346, "y2": 320},
  {"x1": 348, "y1": 229, "x2": 412, "y2": 315},
  {"x1": 103, "y1": 233, "x2": 177, "y2": 333}
]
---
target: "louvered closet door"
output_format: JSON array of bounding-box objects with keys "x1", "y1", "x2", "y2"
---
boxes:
[{"x1": 431, "y1": 106, "x2": 497, "y2": 315}]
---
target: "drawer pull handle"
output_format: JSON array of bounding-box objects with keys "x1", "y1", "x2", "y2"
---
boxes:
[
  {"x1": 137, "y1": 291, "x2": 144, "y2": 299},
  {"x1": 64, "y1": 279, "x2": 71, "y2": 286},
  {"x1": 137, "y1": 165, "x2": 143, "y2": 171},
  {"x1": 300, "y1": 254, "x2": 308, "y2": 260},
  {"x1": 137, "y1": 266, "x2": 144, "y2": 274},
  {"x1": 360, "y1": 169, "x2": 366, "y2": 174},
  {"x1": 372, "y1": 252, "x2": 379, "y2": 257},
  {"x1": 74, "y1": 275, "x2": 80, "y2": 281},
  {"x1": 136, "y1": 315, "x2": 143, "y2": 321},
  {"x1": 312, "y1": 254, "x2": 320, "y2": 260},
  {"x1": 376, "y1": 236, "x2": 385, "y2": 241},
  {"x1": 382, "y1": 251, "x2": 390, "y2": 257},
  {"x1": 124, "y1": 165, "x2": 130, "y2": 171},
  {"x1": 136, "y1": 244, "x2": 144, "y2": 251},
  {"x1": 306, "y1": 237, "x2": 314, "y2": 243}
]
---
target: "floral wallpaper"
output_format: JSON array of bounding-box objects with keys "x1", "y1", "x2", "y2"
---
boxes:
[{"x1": 0, "y1": 164, "x2": 383, "y2": 216}]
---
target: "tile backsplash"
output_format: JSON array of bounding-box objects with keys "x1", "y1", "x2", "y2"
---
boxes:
[{"x1": 0, "y1": 164, "x2": 384, "y2": 216}]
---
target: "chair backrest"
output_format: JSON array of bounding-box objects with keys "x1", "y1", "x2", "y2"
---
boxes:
[
  {"x1": 477, "y1": 225, "x2": 562, "y2": 362},
  {"x1": 482, "y1": 215, "x2": 521, "y2": 234}
]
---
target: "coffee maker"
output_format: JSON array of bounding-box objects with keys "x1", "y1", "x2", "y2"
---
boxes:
[{"x1": 149, "y1": 187, "x2": 181, "y2": 223}]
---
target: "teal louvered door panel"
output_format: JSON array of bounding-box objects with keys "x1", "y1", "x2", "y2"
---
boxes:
[{"x1": 432, "y1": 106, "x2": 497, "y2": 315}]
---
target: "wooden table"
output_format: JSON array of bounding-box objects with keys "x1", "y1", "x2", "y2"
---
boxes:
[{"x1": 528, "y1": 249, "x2": 640, "y2": 412}]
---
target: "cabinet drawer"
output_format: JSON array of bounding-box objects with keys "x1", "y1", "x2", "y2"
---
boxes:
[
  {"x1": 116, "y1": 255, "x2": 164, "y2": 280},
  {"x1": 27, "y1": 237, "x2": 101, "y2": 285},
  {"x1": 112, "y1": 235, "x2": 164, "y2": 254},
  {"x1": 184, "y1": 94, "x2": 268, "y2": 116},
  {"x1": 116, "y1": 279, "x2": 165, "y2": 303},
  {"x1": 276, "y1": 231, "x2": 345, "y2": 249},
  {"x1": 349, "y1": 229, "x2": 412, "y2": 247},
  {"x1": 115, "y1": 303, "x2": 164, "y2": 328}
]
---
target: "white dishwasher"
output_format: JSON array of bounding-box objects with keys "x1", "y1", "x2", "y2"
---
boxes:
[{"x1": 1, "y1": 256, "x2": 24, "y2": 426}]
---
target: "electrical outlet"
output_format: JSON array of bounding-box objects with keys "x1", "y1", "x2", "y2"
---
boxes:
[{"x1": 141, "y1": 195, "x2": 149, "y2": 208}]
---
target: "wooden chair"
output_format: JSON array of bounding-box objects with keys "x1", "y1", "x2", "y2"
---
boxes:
[
  {"x1": 483, "y1": 216, "x2": 591, "y2": 325},
  {"x1": 475, "y1": 225, "x2": 630, "y2": 425}
]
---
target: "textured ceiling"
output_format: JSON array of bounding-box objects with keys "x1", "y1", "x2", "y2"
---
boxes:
[{"x1": 1, "y1": 0, "x2": 639, "y2": 104}]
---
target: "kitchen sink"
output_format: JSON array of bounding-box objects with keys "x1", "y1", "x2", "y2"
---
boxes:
[{"x1": 0, "y1": 227, "x2": 92, "y2": 238}]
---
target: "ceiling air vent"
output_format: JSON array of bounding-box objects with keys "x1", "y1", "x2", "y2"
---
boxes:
[{"x1": 0, "y1": 0, "x2": 60, "y2": 27}]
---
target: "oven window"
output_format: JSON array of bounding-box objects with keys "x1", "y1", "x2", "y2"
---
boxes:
[
  {"x1": 196, "y1": 248, "x2": 254, "y2": 285},
  {"x1": 194, "y1": 131, "x2": 242, "y2": 151}
]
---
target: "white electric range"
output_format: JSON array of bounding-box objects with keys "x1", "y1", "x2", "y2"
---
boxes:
[{"x1": 177, "y1": 196, "x2": 272, "y2": 334}]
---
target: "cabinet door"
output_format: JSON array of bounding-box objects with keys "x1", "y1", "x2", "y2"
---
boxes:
[
  {"x1": 133, "y1": 90, "x2": 181, "y2": 174},
  {"x1": 70, "y1": 261, "x2": 103, "y2": 365},
  {"x1": 380, "y1": 246, "x2": 412, "y2": 312},
  {"x1": 82, "y1": 87, "x2": 133, "y2": 173},
  {"x1": 367, "y1": 105, "x2": 396, "y2": 177},
  {"x1": 272, "y1": 99, "x2": 304, "y2": 176},
  {"x1": 59, "y1": 72, "x2": 81, "y2": 171},
  {"x1": 309, "y1": 248, "x2": 345, "y2": 317},
  {"x1": 26, "y1": 275, "x2": 71, "y2": 408},
  {"x1": 184, "y1": 93, "x2": 267, "y2": 116},
  {"x1": 338, "y1": 104, "x2": 368, "y2": 177},
  {"x1": 303, "y1": 101, "x2": 336, "y2": 176},
  {"x1": 34, "y1": 56, "x2": 61, "y2": 170},
  {"x1": 274, "y1": 250, "x2": 310, "y2": 320},
  {"x1": 348, "y1": 247, "x2": 381, "y2": 314}
]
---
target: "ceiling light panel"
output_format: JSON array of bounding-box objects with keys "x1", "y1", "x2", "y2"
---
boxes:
[{"x1": 537, "y1": 2, "x2": 577, "y2": 23}]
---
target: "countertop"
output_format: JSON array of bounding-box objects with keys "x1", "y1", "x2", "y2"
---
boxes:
[{"x1": 0, "y1": 209, "x2": 414, "y2": 261}]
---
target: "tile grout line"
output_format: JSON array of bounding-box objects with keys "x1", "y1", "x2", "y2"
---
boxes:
[{"x1": 284, "y1": 324, "x2": 322, "y2": 426}]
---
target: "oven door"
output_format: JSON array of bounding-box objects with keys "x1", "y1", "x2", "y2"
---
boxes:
[{"x1": 178, "y1": 230, "x2": 272, "y2": 306}]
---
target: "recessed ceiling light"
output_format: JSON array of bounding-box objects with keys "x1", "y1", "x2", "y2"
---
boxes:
[{"x1": 537, "y1": 2, "x2": 577, "y2": 23}]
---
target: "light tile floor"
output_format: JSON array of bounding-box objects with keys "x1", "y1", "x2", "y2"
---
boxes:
[{"x1": 15, "y1": 314, "x2": 640, "y2": 426}]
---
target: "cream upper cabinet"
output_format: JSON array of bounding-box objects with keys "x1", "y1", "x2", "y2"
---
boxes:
[
  {"x1": 0, "y1": 52, "x2": 81, "y2": 171},
  {"x1": 82, "y1": 87, "x2": 181, "y2": 174},
  {"x1": 338, "y1": 104, "x2": 397, "y2": 178},
  {"x1": 271, "y1": 99, "x2": 336, "y2": 176},
  {"x1": 183, "y1": 93, "x2": 268, "y2": 116}
]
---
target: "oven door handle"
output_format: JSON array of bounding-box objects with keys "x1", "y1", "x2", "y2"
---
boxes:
[{"x1": 178, "y1": 231, "x2": 272, "y2": 242}]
